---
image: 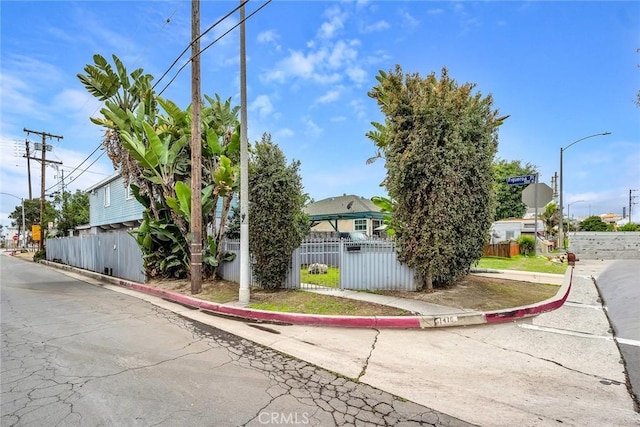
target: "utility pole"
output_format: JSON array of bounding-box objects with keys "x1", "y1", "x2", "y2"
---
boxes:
[
  {"x1": 238, "y1": 0, "x2": 250, "y2": 304},
  {"x1": 24, "y1": 128, "x2": 63, "y2": 251},
  {"x1": 24, "y1": 139, "x2": 33, "y2": 199},
  {"x1": 189, "y1": 0, "x2": 202, "y2": 294}
]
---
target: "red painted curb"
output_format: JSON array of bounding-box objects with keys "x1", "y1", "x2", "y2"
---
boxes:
[
  {"x1": 117, "y1": 279, "x2": 424, "y2": 328},
  {"x1": 40, "y1": 260, "x2": 571, "y2": 329},
  {"x1": 485, "y1": 268, "x2": 573, "y2": 323}
]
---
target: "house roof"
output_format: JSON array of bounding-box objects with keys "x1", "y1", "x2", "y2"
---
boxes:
[
  {"x1": 305, "y1": 194, "x2": 381, "y2": 217},
  {"x1": 85, "y1": 172, "x2": 121, "y2": 192}
]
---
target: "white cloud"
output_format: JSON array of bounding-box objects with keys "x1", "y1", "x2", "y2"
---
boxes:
[
  {"x1": 274, "y1": 128, "x2": 294, "y2": 140},
  {"x1": 257, "y1": 29, "x2": 280, "y2": 51},
  {"x1": 361, "y1": 20, "x2": 390, "y2": 33},
  {"x1": 350, "y1": 99, "x2": 367, "y2": 120},
  {"x1": 327, "y1": 40, "x2": 359, "y2": 69},
  {"x1": 318, "y1": 6, "x2": 348, "y2": 39},
  {"x1": 301, "y1": 116, "x2": 323, "y2": 139},
  {"x1": 399, "y1": 10, "x2": 420, "y2": 29},
  {"x1": 315, "y1": 90, "x2": 341, "y2": 105},
  {"x1": 345, "y1": 66, "x2": 368, "y2": 85},
  {"x1": 250, "y1": 95, "x2": 274, "y2": 119}
]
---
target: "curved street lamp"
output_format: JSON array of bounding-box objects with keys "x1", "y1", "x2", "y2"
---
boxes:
[
  {"x1": 0, "y1": 192, "x2": 27, "y2": 249},
  {"x1": 559, "y1": 132, "x2": 611, "y2": 250}
]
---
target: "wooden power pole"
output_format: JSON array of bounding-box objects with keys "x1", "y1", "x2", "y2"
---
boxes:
[
  {"x1": 24, "y1": 128, "x2": 63, "y2": 251},
  {"x1": 190, "y1": 0, "x2": 202, "y2": 293}
]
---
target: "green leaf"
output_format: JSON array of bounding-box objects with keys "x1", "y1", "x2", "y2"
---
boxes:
[
  {"x1": 142, "y1": 121, "x2": 165, "y2": 166},
  {"x1": 174, "y1": 181, "x2": 191, "y2": 218}
]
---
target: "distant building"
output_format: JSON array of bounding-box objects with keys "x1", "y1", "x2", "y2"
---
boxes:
[{"x1": 490, "y1": 218, "x2": 545, "y2": 243}]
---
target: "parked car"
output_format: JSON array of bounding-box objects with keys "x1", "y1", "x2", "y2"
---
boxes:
[
  {"x1": 339, "y1": 231, "x2": 369, "y2": 251},
  {"x1": 339, "y1": 231, "x2": 367, "y2": 241}
]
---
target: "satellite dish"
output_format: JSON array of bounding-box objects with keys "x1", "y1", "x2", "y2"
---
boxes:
[{"x1": 346, "y1": 201, "x2": 353, "y2": 210}]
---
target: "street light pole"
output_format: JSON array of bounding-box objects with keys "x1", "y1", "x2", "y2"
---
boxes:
[
  {"x1": 1, "y1": 192, "x2": 26, "y2": 249},
  {"x1": 559, "y1": 132, "x2": 611, "y2": 250}
]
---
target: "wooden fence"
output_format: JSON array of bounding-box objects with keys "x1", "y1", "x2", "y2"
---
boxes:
[{"x1": 483, "y1": 242, "x2": 520, "y2": 258}]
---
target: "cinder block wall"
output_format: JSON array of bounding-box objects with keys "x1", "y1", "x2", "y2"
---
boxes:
[{"x1": 568, "y1": 232, "x2": 640, "y2": 259}]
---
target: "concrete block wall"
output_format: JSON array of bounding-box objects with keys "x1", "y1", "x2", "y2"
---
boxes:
[{"x1": 568, "y1": 232, "x2": 640, "y2": 259}]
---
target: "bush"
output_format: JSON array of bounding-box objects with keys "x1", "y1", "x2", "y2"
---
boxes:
[
  {"x1": 517, "y1": 235, "x2": 535, "y2": 256},
  {"x1": 33, "y1": 249, "x2": 46, "y2": 262},
  {"x1": 618, "y1": 222, "x2": 638, "y2": 232}
]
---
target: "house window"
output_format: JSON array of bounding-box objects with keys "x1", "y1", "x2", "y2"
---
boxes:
[
  {"x1": 104, "y1": 184, "x2": 111, "y2": 207},
  {"x1": 372, "y1": 219, "x2": 383, "y2": 236},
  {"x1": 354, "y1": 219, "x2": 367, "y2": 232},
  {"x1": 506, "y1": 230, "x2": 515, "y2": 240}
]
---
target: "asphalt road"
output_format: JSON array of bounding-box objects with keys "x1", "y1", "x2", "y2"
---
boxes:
[
  {"x1": 594, "y1": 260, "x2": 640, "y2": 408},
  {"x1": 0, "y1": 254, "x2": 471, "y2": 427}
]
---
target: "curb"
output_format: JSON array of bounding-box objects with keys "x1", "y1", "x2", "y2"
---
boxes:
[{"x1": 38, "y1": 259, "x2": 573, "y2": 329}]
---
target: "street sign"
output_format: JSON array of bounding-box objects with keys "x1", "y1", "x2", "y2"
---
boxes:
[
  {"x1": 506, "y1": 175, "x2": 537, "y2": 185},
  {"x1": 522, "y1": 183, "x2": 553, "y2": 208}
]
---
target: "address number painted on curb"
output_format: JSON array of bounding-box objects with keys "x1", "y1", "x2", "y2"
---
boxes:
[{"x1": 434, "y1": 316, "x2": 459, "y2": 326}]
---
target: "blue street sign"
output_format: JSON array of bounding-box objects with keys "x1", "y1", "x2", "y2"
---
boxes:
[{"x1": 506, "y1": 175, "x2": 537, "y2": 185}]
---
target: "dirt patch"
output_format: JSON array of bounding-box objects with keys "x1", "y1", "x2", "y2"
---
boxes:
[
  {"x1": 146, "y1": 277, "x2": 411, "y2": 316},
  {"x1": 379, "y1": 275, "x2": 560, "y2": 312},
  {"x1": 147, "y1": 274, "x2": 559, "y2": 314}
]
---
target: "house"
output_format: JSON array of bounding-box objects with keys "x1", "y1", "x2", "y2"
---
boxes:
[
  {"x1": 82, "y1": 172, "x2": 236, "y2": 235},
  {"x1": 490, "y1": 218, "x2": 545, "y2": 243},
  {"x1": 83, "y1": 173, "x2": 144, "y2": 234},
  {"x1": 304, "y1": 194, "x2": 385, "y2": 237},
  {"x1": 490, "y1": 217, "x2": 554, "y2": 253}
]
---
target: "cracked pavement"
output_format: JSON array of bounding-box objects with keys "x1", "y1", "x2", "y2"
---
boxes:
[{"x1": 1, "y1": 255, "x2": 472, "y2": 426}]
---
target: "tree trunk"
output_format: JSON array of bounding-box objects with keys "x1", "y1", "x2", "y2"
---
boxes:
[
  {"x1": 425, "y1": 272, "x2": 433, "y2": 291},
  {"x1": 214, "y1": 194, "x2": 234, "y2": 266}
]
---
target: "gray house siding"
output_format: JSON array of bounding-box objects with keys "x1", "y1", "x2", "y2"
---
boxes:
[{"x1": 87, "y1": 174, "x2": 144, "y2": 228}]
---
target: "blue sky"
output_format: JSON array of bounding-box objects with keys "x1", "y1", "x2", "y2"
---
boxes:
[{"x1": 1, "y1": 0, "x2": 639, "y2": 229}]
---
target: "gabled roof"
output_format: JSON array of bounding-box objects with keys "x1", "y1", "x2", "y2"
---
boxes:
[
  {"x1": 85, "y1": 172, "x2": 121, "y2": 192},
  {"x1": 305, "y1": 194, "x2": 381, "y2": 216}
]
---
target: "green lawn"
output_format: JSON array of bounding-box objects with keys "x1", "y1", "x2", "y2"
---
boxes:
[
  {"x1": 475, "y1": 255, "x2": 568, "y2": 274},
  {"x1": 300, "y1": 266, "x2": 340, "y2": 288}
]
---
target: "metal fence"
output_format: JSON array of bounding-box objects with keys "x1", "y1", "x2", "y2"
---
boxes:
[
  {"x1": 45, "y1": 234, "x2": 417, "y2": 292},
  {"x1": 218, "y1": 239, "x2": 300, "y2": 289},
  {"x1": 219, "y1": 238, "x2": 417, "y2": 292},
  {"x1": 340, "y1": 240, "x2": 416, "y2": 291},
  {"x1": 46, "y1": 232, "x2": 145, "y2": 283}
]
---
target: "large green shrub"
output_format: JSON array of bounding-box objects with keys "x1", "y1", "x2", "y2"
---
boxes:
[
  {"x1": 618, "y1": 222, "x2": 638, "y2": 231},
  {"x1": 367, "y1": 66, "x2": 505, "y2": 289},
  {"x1": 248, "y1": 134, "x2": 309, "y2": 290}
]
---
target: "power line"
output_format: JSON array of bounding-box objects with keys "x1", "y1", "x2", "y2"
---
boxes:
[
  {"x1": 54, "y1": 7, "x2": 181, "y2": 179},
  {"x1": 44, "y1": 144, "x2": 103, "y2": 192},
  {"x1": 153, "y1": 0, "x2": 249, "y2": 91},
  {"x1": 46, "y1": 151, "x2": 107, "y2": 193},
  {"x1": 157, "y1": 0, "x2": 272, "y2": 97},
  {"x1": 53, "y1": 1, "x2": 270, "y2": 191}
]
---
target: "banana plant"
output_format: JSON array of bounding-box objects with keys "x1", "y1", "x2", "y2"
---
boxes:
[{"x1": 371, "y1": 195, "x2": 396, "y2": 237}]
